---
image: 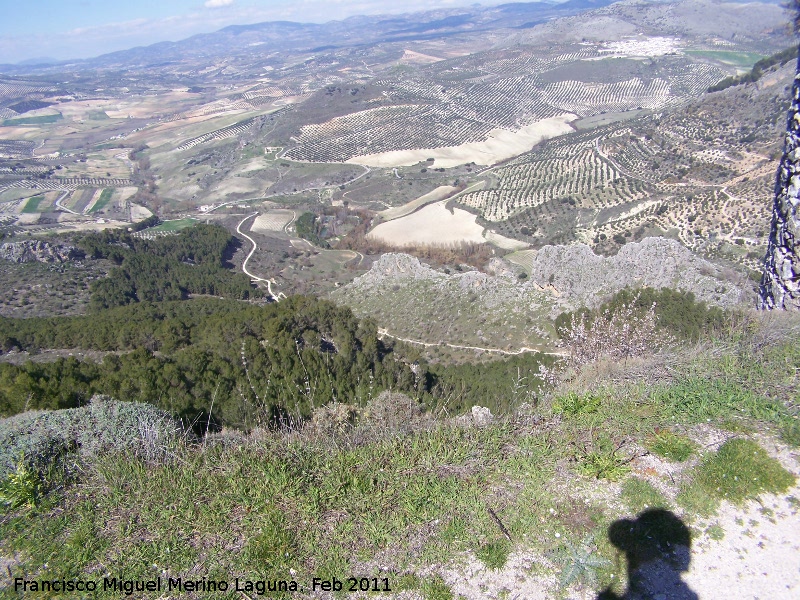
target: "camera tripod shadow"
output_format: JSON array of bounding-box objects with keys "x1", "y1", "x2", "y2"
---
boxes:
[{"x1": 597, "y1": 508, "x2": 698, "y2": 600}]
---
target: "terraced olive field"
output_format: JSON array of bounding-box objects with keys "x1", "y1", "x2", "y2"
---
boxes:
[
  {"x1": 283, "y1": 47, "x2": 725, "y2": 165},
  {"x1": 453, "y1": 57, "x2": 792, "y2": 272},
  {"x1": 0, "y1": 0, "x2": 790, "y2": 283}
]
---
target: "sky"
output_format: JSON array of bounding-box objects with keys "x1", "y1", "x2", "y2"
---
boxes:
[{"x1": 0, "y1": 0, "x2": 513, "y2": 64}]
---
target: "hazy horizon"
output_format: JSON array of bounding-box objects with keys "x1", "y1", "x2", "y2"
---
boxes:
[{"x1": 0, "y1": 0, "x2": 532, "y2": 65}]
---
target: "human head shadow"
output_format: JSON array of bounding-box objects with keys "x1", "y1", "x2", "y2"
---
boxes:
[{"x1": 597, "y1": 508, "x2": 698, "y2": 600}]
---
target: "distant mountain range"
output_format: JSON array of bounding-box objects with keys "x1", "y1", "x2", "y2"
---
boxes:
[{"x1": 1, "y1": 0, "x2": 616, "y2": 73}]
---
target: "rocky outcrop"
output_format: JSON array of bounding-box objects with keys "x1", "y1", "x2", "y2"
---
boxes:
[
  {"x1": 349, "y1": 238, "x2": 744, "y2": 311},
  {"x1": 0, "y1": 240, "x2": 84, "y2": 264},
  {"x1": 760, "y1": 52, "x2": 800, "y2": 310},
  {"x1": 528, "y1": 237, "x2": 744, "y2": 309},
  {"x1": 333, "y1": 239, "x2": 744, "y2": 351}
]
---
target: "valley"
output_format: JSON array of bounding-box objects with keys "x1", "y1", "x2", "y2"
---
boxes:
[
  {"x1": 1, "y1": 2, "x2": 800, "y2": 598},
  {"x1": 0, "y1": 0, "x2": 789, "y2": 357}
]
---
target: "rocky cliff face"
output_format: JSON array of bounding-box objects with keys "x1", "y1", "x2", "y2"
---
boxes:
[
  {"x1": 760, "y1": 52, "x2": 800, "y2": 310},
  {"x1": 0, "y1": 240, "x2": 84, "y2": 264},
  {"x1": 529, "y1": 237, "x2": 744, "y2": 309},
  {"x1": 332, "y1": 238, "x2": 745, "y2": 351},
  {"x1": 347, "y1": 237, "x2": 744, "y2": 312}
]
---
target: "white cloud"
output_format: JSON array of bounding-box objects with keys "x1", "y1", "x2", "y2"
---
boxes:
[{"x1": 204, "y1": 0, "x2": 234, "y2": 8}]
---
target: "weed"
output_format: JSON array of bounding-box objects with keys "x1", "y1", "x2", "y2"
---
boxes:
[
  {"x1": 576, "y1": 433, "x2": 632, "y2": 481},
  {"x1": 551, "y1": 533, "x2": 611, "y2": 590},
  {"x1": 781, "y1": 420, "x2": 800, "y2": 448},
  {"x1": 718, "y1": 418, "x2": 754, "y2": 433},
  {"x1": 552, "y1": 392, "x2": 602, "y2": 417},
  {"x1": 242, "y1": 508, "x2": 299, "y2": 576},
  {"x1": 394, "y1": 573, "x2": 423, "y2": 591},
  {"x1": 620, "y1": 478, "x2": 670, "y2": 512},
  {"x1": 706, "y1": 523, "x2": 725, "y2": 540},
  {"x1": 0, "y1": 457, "x2": 41, "y2": 509},
  {"x1": 475, "y1": 540, "x2": 511, "y2": 570},
  {"x1": 676, "y1": 483, "x2": 718, "y2": 517},
  {"x1": 693, "y1": 438, "x2": 795, "y2": 504},
  {"x1": 653, "y1": 378, "x2": 786, "y2": 424},
  {"x1": 648, "y1": 430, "x2": 696, "y2": 462}
]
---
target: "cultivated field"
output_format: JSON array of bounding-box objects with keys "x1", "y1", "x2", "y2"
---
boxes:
[
  {"x1": 250, "y1": 209, "x2": 295, "y2": 233},
  {"x1": 448, "y1": 57, "x2": 791, "y2": 270},
  {"x1": 347, "y1": 114, "x2": 577, "y2": 168},
  {"x1": 367, "y1": 201, "x2": 486, "y2": 246},
  {"x1": 378, "y1": 186, "x2": 458, "y2": 221}
]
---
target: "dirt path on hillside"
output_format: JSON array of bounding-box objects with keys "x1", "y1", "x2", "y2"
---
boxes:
[{"x1": 377, "y1": 327, "x2": 566, "y2": 357}]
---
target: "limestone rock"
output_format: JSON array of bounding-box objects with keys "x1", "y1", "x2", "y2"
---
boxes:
[
  {"x1": 527, "y1": 237, "x2": 744, "y2": 309},
  {"x1": 760, "y1": 53, "x2": 800, "y2": 310},
  {"x1": 471, "y1": 405, "x2": 494, "y2": 427},
  {"x1": 0, "y1": 240, "x2": 84, "y2": 264}
]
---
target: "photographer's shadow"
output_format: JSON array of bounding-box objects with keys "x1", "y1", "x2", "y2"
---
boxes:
[{"x1": 597, "y1": 508, "x2": 698, "y2": 600}]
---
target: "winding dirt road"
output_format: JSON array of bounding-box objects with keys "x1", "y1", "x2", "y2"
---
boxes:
[{"x1": 236, "y1": 212, "x2": 283, "y2": 302}]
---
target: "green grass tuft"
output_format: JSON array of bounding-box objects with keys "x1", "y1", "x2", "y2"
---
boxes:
[
  {"x1": 552, "y1": 392, "x2": 602, "y2": 417},
  {"x1": 648, "y1": 430, "x2": 696, "y2": 462},
  {"x1": 576, "y1": 433, "x2": 631, "y2": 481},
  {"x1": 706, "y1": 523, "x2": 725, "y2": 540},
  {"x1": 653, "y1": 378, "x2": 786, "y2": 423},
  {"x1": 620, "y1": 477, "x2": 670, "y2": 512},
  {"x1": 781, "y1": 421, "x2": 800, "y2": 448},
  {"x1": 676, "y1": 483, "x2": 718, "y2": 518},
  {"x1": 421, "y1": 575, "x2": 453, "y2": 600},
  {"x1": 475, "y1": 540, "x2": 511, "y2": 570},
  {"x1": 694, "y1": 439, "x2": 795, "y2": 504},
  {"x1": 0, "y1": 457, "x2": 41, "y2": 509}
]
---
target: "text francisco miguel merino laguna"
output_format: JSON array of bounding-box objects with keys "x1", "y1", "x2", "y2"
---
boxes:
[{"x1": 14, "y1": 575, "x2": 394, "y2": 595}]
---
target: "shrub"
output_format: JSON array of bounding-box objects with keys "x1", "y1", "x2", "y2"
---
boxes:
[
  {"x1": 558, "y1": 294, "x2": 671, "y2": 366},
  {"x1": 555, "y1": 287, "x2": 726, "y2": 342},
  {"x1": 359, "y1": 391, "x2": 426, "y2": 434},
  {"x1": 0, "y1": 395, "x2": 186, "y2": 479},
  {"x1": 307, "y1": 402, "x2": 358, "y2": 436}
]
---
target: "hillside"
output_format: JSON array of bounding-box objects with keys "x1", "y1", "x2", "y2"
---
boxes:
[
  {"x1": 1, "y1": 310, "x2": 798, "y2": 599},
  {"x1": 1, "y1": 1, "x2": 800, "y2": 597},
  {"x1": 332, "y1": 238, "x2": 745, "y2": 354},
  {"x1": 0, "y1": 0, "x2": 791, "y2": 258}
]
